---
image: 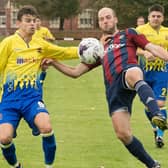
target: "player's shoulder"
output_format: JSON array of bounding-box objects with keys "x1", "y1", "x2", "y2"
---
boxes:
[
  {"x1": 41, "y1": 26, "x2": 49, "y2": 32},
  {"x1": 123, "y1": 28, "x2": 138, "y2": 35},
  {"x1": 32, "y1": 35, "x2": 46, "y2": 43},
  {"x1": 0, "y1": 34, "x2": 17, "y2": 44},
  {"x1": 32, "y1": 35, "x2": 54, "y2": 47},
  {"x1": 160, "y1": 25, "x2": 168, "y2": 31},
  {"x1": 136, "y1": 23, "x2": 149, "y2": 31}
]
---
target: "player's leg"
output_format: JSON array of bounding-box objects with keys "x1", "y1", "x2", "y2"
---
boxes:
[
  {"x1": 125, "y1": 67, "x2": 167, "y2": 130},
  {"x1": 141, "y1": 72, "x2": 158, "y2": 138},
  {"x1": 144, "y1": 106, "x2": 166, "y2": 148},
  {"x1": 111, "y1": 111, "x2": 159, "y2": 168},
  {"x1": 145, "y1": 74, "x2": 168, "y2": 147},
  {"x1": 145, "y1": 104, "x2": 167, "y2": 148},
  {"x1": 34, "y1": 112, "x2": 56, "y2": 168},
  {"x1": 0, "y1": 103, "x2": 22, "y2": 168},
  {"x1": 107, "y1": 75, "x2": 160, "y2": 168},
  {"x1": 25, "y1": 99, "x2": 56, "y2": 168},
  {"x1": 144, "y1": 108, "x2": 159, "y2": 141},
  {"x1": 155, "y1": 102, "x2": 167, "y2": 148},
  {"x1": 0, "y1": 124, "x2": 22, "y2": 168},
  {"x1": 152, "y1": 75, "x2": 168, "y2": 147}
]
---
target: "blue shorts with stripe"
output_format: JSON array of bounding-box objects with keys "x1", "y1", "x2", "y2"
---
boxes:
[
  {"x1": 0, "y1": 97, "x2": 48, "y2": 137},
  {"x1": 144, "y1": 71, "x2": 168, "y2": 101}
]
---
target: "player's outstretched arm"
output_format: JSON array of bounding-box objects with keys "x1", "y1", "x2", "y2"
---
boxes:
[
  {"x1": 41, "y1": 58, "x2": 89, "y2": 78},
  {"x1": 136, "y1": 48, "x2": 156, "y2": 61},
  {"x1": 145, "y1": 43, "x2": 168, "y2": 61}
]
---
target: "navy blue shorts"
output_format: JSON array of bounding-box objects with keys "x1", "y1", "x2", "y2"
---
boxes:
[
  {"x1": 0, "y1": 97, "x2": 48, "y2": 137},
  {"x1": 106, "y1": 71, "x2": 136, "y2": 116}
]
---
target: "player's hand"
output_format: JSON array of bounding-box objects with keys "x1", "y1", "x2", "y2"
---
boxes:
[
  {"x1": 100, "y1": 34, "x2": 112, "y2": 45},
  {"x1": 41, "y1": 58, "x2": 55, "y2": 71},
  {"x1": 143, "y1": 50, "x2": 156, "y2": 61}
]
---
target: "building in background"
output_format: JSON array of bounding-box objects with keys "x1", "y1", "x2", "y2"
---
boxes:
[
  {"x1": 0, "y1": 0, "x2": 7, "y2": 35},
  {"x1": 0, "y1": 0, "x2": 100, "y2": 39}
]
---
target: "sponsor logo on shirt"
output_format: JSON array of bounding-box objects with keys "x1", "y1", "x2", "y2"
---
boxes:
[
  {"x1": 108, "y1": 43, "x2": 125, "y2": 50},
  {"x1": 17, "y1": 57, "x2": 40, "y2": 64}
]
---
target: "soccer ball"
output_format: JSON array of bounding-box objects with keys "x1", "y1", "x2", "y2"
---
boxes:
[{"x1": 78, "y1": 38, "x2": 104, "y2": 64}]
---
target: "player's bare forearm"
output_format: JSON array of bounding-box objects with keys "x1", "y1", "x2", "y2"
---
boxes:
[
  {"x1": 137, "y1": 48, "x2": 156, "y2": 61},
  {"x1": 41, "y1": 58, "x2": 89, "y2": 78},
  {"x1": 52, "y1": 61, "x2": 89, "y2": 78},
  {"x1": 100, "y1": 34, "x2": 112, "y2": 45},
  {"x1": 145, "y1": 43, "x2": 168, "y2": 61}
]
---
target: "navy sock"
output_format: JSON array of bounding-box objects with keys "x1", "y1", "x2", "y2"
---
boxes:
[
  {"x1": 145, "y1": 109, "x2": 153, "y2": 121},
  {"x1": 42, "y1": 131, "x2": 56, "y2": 165},
  {"x1": 1, "y1": 142, "x2": 17, "y2": 166},
  {"x1": 134, "y1": 80, "x2": 160, "y2": 117},
  {"x1": 125, "y1": 136, "x2": 155, "y2": 167}
]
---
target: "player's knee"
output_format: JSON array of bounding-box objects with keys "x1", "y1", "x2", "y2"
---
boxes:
[
  {"x1": 115, "y1": 130, "x2": 132, "y2": 144},
  {"x1": 157, "y1": 101, "x2": 166, "y2": 107},
  {"x1": 39, "y1": 124, "x2": 52, "y2": 134},
  {"x1": 0, "y1": 124, "x2": 14, "y2": 144},
  {"x1": 127, "y1": 67, "x2": 142, "y2": 75},
  {"x1": 0, "y1": 134, "x2": 13, "y2": 145},
  {"x1": 125, "y1": 68, "x2": 143, "y2": 88}
]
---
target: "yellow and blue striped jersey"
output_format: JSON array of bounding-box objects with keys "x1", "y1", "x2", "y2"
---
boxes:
[
  {"x1": 34, "y1": 26, "x2": 55, "y2": 40},
  {"x1": 136, "y1": 23, "x2": 168, "y2": 71},
  {"x1": 0, "y1": 33, "x2": 78, "y2": 101}
]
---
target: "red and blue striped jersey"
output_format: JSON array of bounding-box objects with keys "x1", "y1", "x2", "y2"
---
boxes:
[{"x1": 102, "y1": 28, "x2": 149, "y2": 85}]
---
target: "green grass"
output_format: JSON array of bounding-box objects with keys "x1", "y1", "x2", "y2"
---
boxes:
[
  {"x1": 0, "y1": 59, "x2": 168, "y2": 168},
  {"x1": 55, "y1": 40, "x2": 80, "y2": 46}
]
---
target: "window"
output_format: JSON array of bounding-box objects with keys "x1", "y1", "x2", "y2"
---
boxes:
[
  {"x1": 0, "y1": 15, "x2": 6, "y2": 28},
  {"x1": 49, "y1": 18, "x2": 60, "y2": 28},
  {"x1": 11, "y1": 8, "x2": 18, "y2": 28},
  {"x1": 78, "y1": 9, "x2": 95, "y2": 29}
]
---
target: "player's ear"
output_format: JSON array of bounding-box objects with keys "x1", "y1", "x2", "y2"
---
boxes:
[
  {"x1": 16, "y1": 20, "x2": 20, "y2": 28},
  {"x1": 161, "y1": 15, "x2": 164, "y2": 23},
  {"x1": 115, "y1": 17, "x2": 118, "y2": 24}
]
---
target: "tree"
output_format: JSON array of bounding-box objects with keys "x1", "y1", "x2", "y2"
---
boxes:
[
  {"x1": 13, "y1": 0, "x2": 168, "y2": 29},
  {"x1": 88, "y1": 0, "x2": 168, "y2": 27},
  {"x1": 14, "y1": 0, "x2": 80, "y2": 30},
  {"x1": 88, "y1": 0, "x2": 142, "y2": 27},
  {"x1": 133, "y1": 0, "x2": 168, "y2": 25}
]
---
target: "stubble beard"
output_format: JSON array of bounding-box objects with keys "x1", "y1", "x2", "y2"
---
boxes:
[{"x1": 102, "y1": 26, "x2": 117, "y2": 35}]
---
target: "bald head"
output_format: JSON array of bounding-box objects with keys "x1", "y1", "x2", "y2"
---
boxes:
[
  {"x1": 98, "y1": 7, "x2": 116, "y2": 18},
  {"x1": 98, "y1": 7, "x2": 118, "y2": 35}
]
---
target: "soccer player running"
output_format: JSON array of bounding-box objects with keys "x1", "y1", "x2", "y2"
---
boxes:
[
  {"x1": 0, "y1": 5, "x2": 78, "y2": 168},
  {"x1": 41, "y1": 7, "x2": 168, "y2": 168},
  {"x1": 136, "y1": 4, "x2": 168, "y2": 148},
  {"x1": 34, "y1": 15, "x2": 55, "y2": 42}
]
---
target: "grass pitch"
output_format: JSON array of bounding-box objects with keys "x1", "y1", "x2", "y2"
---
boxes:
[{"x1": 0, "y1": 59, "x2": 168, "y2": 168}]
